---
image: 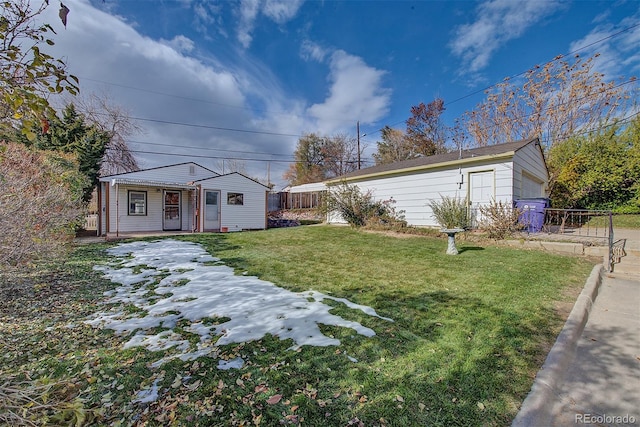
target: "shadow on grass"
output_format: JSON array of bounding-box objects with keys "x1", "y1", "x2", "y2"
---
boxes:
[
  {"x1": 319, "y1": 289, "x2": 562, "y2": 426},
  {"x1": 7, "y1": 232, "x2": 571, "y2": 426},
  {"x1": 457, "y1": 246, "x2": 485, "y2": 253}
]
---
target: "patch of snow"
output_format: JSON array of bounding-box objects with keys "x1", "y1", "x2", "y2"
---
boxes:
[
  {"x1": 87, "y1": 239, "x2": 393, "y2": 365},
  {"x1": 218, "y1": 357, "x2": 244, "y2": 370},
  {"x1": 133, "y1": 377, "x2": 161, "y2": 404}
]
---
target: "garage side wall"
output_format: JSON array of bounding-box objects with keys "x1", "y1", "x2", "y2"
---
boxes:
[
  {"x1": 512, "y1": 142, "x2": 549, "y2": 199},
  {"x1": 329, "y1": 158, "x2": 516, "y2": 227}
]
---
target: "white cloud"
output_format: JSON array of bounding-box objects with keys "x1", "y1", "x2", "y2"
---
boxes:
[
  {"x1": 300, "y1": 39, "x2": 329, "y2": 62},
  {"x1": 34, "y1": 0, "x2": 390, "y2": 187},
  {"x1": 567, "y1": 13, "x2": 640, "y2": 82},
  {"x1": 236, "y1": 0, "x2": 304, "y2": 48},
  {"x1": 37, "y1": 0, "x2": 304, "y2": 187},
  {"x1": 263, "y1": 0, "x2": 304, "y2": 24},
  {"x1": 307, "y1": 50, "x2": 392, "y2": 134},
  {"x1": 237, "y1": 0, "x2": 260, "y2": 49},
  {"x1": 160, "y1": 35, "x2": 195, "y2": 53},
  {"x1": 450, "y1": 0, "x2": 565, "y2": 72}
]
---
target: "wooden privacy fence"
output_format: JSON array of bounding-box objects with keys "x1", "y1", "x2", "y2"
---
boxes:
[{"x1": 269, "y1": 191, "x2": 324, "y2": 211}]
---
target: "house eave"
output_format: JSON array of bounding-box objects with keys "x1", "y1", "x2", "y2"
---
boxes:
[
  {"x1": 103, "y1": 178, "x2": 198, "y2": 190},
  {"x1": 326, "y1": 151, "x2": 516, "y2": 184}
]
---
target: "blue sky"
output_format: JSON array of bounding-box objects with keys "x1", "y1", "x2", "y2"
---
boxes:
[{"x1": 42, "y1": 0, "x2": 640, "y2": 187}]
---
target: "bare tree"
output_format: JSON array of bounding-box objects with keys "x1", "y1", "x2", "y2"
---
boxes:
[
  {"x1": 322, "y1": 133, "x2": 360, "y2": 178},
  {"x1": 214, "y1": 158, "x2": 248, "y2": 175},
  {"x1": 73, "y1": 92, "x2": 141, "y2": 175},
  {"x1": 405, "y1": 98, "x2": 448, "y2": 155},
  {"x1": 458, "y1": 53, "x2": 634, "y2": 147},
  {"x1": 0, "y1": 142, "x2": 86, "y2": 266}
]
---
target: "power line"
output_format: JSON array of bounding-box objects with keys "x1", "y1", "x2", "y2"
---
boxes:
[
  {"x1": 445, "y1": 21, "x2": 640, "y2": 108},
  {"x1": 455, "y1": 77, "x2": 639, "y2": 141},
  {"x1": 106, "y1": 148, "x2": 297, "y2": 164},
  {"x1": 539, "y1": 109, "x2": 640, "y2": 146},
  {"x1": 127, "y1": 115, "x2": 303, "y2": 138},
  {"x1": 361, "y1": 20, "x2": 640, "y2": 139},
  {"x1": 128, "y1": 139, "x2": 296, "y2": 158}
]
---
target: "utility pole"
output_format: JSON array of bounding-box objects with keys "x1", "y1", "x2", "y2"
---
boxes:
[{"x1": 357, "y1": 121, "x2": 361, "y2": 170}]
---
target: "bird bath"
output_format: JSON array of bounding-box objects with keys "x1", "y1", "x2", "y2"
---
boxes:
[{"x1": 441, "y1": 228, "x2": 465, "y2": 255}]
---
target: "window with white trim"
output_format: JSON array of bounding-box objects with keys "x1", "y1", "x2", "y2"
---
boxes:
[
  {"x1": 227, "y1": 192, "x2": 244, "y2": 205},
  {"x1": 128, "y1": 191, "x2": 147, "y2": 215}
]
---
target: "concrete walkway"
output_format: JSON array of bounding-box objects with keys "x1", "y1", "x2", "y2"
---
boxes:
[{"x1": 513, "y1": 229, "x2": 640, "y2": 427}]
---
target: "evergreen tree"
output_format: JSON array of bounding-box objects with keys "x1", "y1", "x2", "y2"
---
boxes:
[{"x1": 20, "y1": 104, "x2": 109, "y2": 203}]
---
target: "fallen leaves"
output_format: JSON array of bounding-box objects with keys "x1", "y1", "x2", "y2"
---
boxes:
[{"x1": 266, "y1": 394, "x2": 283, "y2": 405}]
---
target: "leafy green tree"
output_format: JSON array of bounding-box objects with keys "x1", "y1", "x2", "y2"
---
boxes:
[
  {"x1": 20, "y1": 104, "x2": 109, "y2": 203},
  {"x1": 373, "y1": 126, "x2": 415, "y2": 165},
  {"x1": 284, "y1": 133, "x2": 360, "y2": 185},
  {"x1": 548, "y1": 119, "x2": 640, "y2": 211},
  {"x1": 1, "y1": 0, "x2": 78, "y2": 140}
]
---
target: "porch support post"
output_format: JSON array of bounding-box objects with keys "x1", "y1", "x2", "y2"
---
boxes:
[{"x1": 115, "y1": 182, "x2": 119, "y2": 237}]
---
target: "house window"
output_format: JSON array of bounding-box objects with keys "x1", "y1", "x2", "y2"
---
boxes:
[
  {"x1": 128, "y1": 191, "x2": 147, "y2": 215},
  {"x1": 227, "y1": 192, "x2": 244, "y2": 206}
]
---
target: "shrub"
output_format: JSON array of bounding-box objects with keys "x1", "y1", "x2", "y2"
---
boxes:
[
  {"x1": 366, "y1": 197, "x2": 407, "y2": 229},
  {"x1": 478, "y1": 200, "x2": 524, "y2": 239},
  {"x1": 0, "y1": 142, "x2": 87, "y2": 266},
  {"x1": 323, "y1": 182, "x2": 406, "y2": 228},
  {"x1": 428, "y1": 195, "x2": 469, "y2": 230}
]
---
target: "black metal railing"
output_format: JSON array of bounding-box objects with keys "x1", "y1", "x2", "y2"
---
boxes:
[{"x1": 542, "y1": 209, "x2": 616, "y2": 271}]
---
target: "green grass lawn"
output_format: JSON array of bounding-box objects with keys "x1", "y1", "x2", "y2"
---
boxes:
[
  {"x1": 582, "y1": 213, "x2": 640, "y2": 229},
  {"x1": 0, "y1": 226, "x2": 594, "y2": 426}
]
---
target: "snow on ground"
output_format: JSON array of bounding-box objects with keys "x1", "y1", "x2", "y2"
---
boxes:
[{"x1": 86, "y1": 239, "x2": 393, "y2": 366}]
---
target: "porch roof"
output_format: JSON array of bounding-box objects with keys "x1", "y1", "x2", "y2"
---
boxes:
[{"x1": 106, "y1": 178, "x2": 197, "y2": 190}]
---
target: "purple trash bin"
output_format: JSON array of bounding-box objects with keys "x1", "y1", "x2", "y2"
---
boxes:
[{"x1": 515, "y1": 198, "x2": 549, "y2": 233}]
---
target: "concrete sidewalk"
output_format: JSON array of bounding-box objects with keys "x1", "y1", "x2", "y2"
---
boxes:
[
  {"x1": 549, "y1": 273, "x2": 640, "y2": 426},
  {"x1": 513, "y1": 239, "x2": 640, "y2": 426}
]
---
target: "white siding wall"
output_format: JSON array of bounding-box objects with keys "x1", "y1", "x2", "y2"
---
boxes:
[
  {"x1": 329, "y1": 158, "x2": 516, "y2": 227},
  {"x1": 106, "y1": 184, "x2": 195, "y2": 233},
  {"x1": 198, "y1": 174, "x2": 267, "y2": 231},
  {"x1": 512, "y1": 143, "x2": 548, "y2": 199}
]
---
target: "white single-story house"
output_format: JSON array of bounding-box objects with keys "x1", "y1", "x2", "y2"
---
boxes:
[
  {"x1": 320, "y1": 137, "x2": 549, "y2": 228},
  {"x1": 97, "y1": 162, "x2": 269, "y2": 237}
]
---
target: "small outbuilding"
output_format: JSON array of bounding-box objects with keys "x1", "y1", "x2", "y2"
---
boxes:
[
  {"x1": 97, "y1": 162, "x2": 269, "y2": 237},
  {"x1": 324, "y1": 137, "x2": 549, "y2": 228}
]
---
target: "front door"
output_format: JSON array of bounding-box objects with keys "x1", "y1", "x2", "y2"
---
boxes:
[
  {"x1": 204, "y1": 190, "x2": 220, "y2": 231},
  {"x1": 469, "y1": 171, "x2": 494, "y2": 228},
  {"x1": 163, "y1": 190, "x2": 181, "y2": 230}
]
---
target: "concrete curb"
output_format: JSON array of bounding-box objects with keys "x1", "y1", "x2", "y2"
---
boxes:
[{"x1": 511, "y1": 264, "x2": 604, "y2": 427}]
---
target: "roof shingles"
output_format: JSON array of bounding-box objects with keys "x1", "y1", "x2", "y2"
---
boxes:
[{"x1": 331, "y1": 137, "x2": 539, "y2": 182}]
